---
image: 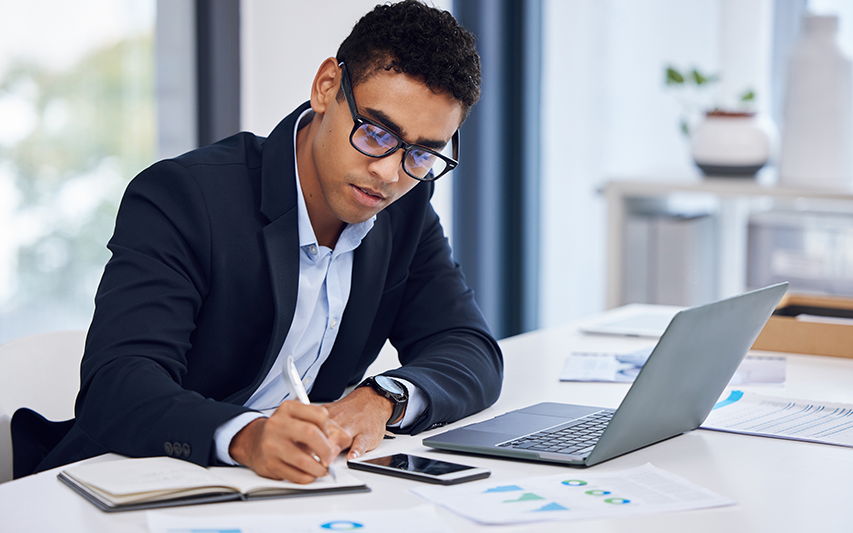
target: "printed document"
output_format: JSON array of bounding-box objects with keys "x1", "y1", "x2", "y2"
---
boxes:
[
  {"x1": 561, "y1": 349, "x2": 785, "y2": 385},
  {"x1": 411, "y1": 464, "x2": 733, "y2": 525},
  {"x1": 701, "y1": 390, "x2": 853, "y2": 447},
  {"x1": 147, "y1": 504, "x2": 450, "y2": 533}
]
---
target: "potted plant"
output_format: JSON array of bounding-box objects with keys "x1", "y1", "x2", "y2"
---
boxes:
[{"x1": 665, "y1": 66, "x2": 775, "y2": 178}]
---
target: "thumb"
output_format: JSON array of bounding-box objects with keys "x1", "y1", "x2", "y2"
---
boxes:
[{"x1": 347, "y1": 434, "x2": 372, "y2": 461}]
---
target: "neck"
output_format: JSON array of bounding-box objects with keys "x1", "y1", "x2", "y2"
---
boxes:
[{"x1": 295, "y1": 115, "x2": 345, "y2": 248}]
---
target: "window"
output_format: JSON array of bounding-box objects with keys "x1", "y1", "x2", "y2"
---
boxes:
[{"x1": 0, "y1": 1, "x2": 156, "y2": 343}]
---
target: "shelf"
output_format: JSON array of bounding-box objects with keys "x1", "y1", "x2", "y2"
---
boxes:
[
  {"x1": 605, "y1": 176, "x2": 853, "y2": 200},
  {"x1": 604, "y1": 178, "x2": 853, "y2": 309}
]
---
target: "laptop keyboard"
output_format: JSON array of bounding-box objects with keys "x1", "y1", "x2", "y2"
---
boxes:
[{"x1": 496, "y1": 410, "x2": 615, "y2": 456}]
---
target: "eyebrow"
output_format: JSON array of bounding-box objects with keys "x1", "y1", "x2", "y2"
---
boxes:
[{"x1": 364, "y1": 107, "x2": 447, "y2": 151}]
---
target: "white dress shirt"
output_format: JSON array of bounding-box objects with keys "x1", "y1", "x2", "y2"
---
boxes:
[{"x1": 213, "y1": 110, "x2": 425, "y2": 464}]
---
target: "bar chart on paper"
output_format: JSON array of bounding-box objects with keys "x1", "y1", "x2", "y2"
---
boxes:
[
  {"x1": 411, "y1": 464, "x2": 733, "y2": 525},
  {"x1": 701, "y1": 391, "x2": 853, "y2": 447}
]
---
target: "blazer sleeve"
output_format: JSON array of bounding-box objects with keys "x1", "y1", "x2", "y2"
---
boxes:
[
  {"x1": 73, "y1": 160, "x2": 254, "y2": 466},
  {"x1": 382, "y1": 190, "x2": 504, "y2": 434}
]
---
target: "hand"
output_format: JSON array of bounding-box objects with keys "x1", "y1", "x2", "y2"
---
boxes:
[
  {"x1": 325, "y1": 386, "x2": 395, "y2": 460},
  {"x1": 228, "y1": 401, "x2": 352, "y2": 483}
]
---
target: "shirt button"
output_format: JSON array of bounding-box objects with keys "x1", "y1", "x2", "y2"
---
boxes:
[
  {"x1": 330, "y1": 318, "x2": 338, "y2": 329},
  {"x1": 304, "y1": 376, "x2": 313, "y2": 388},
  {"x1": 308, "y1": 244, "x2": 318, "y2": 255}
]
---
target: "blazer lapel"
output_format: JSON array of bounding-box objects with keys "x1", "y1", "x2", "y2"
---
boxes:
[
  {"x1": 225, "y1": 104, "x2": 307, "y2": 405},
  {"x1": 259, "y1": 210, "x2": 300, "y2": 371},
  {"x1": 309, "y1": 211, "x2": 392, "y2": 401}
]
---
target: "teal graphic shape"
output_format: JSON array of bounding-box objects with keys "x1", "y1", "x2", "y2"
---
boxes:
[
  {"x1": 504, "y1": 492, "x2": 546, "y2": 503},
  {"x1": 585, "y1": 489, "x2": 611, "y2": 496},
  {"x1": 320, "y1": 521, "x2": 364, "y2": 530},
  {"x1": 532, "y1": 502, "x2": 569, "y2": 512},
  {"x1": 713, "y1": 390, "x2": 743, "y2": 410},
  {"x1": 561, "y1": 479, "x2": 587, "y2": 486},
  {"x1": 484, "y1": 485, "x2": 524, "y2": 493},
  {"x1": 604, "y1": 497, "x2": 631, "y2": 505}
]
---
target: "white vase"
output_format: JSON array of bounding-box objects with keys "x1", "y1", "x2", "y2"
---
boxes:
[
  {"x1": 779, "y1": 14, "x2": 853, "y2": 189},
  {"x1": 691, "y1": 112, "x2": 775, "y2": 177}
]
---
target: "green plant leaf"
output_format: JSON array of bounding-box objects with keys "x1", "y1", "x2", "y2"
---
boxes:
[
  {"x1": 665, "y1": 67, "x2": 684, "y2": 85},
  {"x1": 740, "y1": 89, "x2": 755, "y2": 102},
  {"x1": 691, "y1": 69, "x2": 717, "y2": 85},
  {"x1": 680, "y1": 119, "x2": 690, "y2": 137}
]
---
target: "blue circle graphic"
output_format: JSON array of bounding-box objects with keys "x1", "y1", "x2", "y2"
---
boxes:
[
  {"x1": 585, "y1": 489, "x2": 611, "y2": 496},
  {"x1": 604, "y1": 497, "x2": 631, "y2": 505},
  {"x1": 320, "y1": 521, "x2": 365, "y2": 530},
  {"x1": 561, "y1": 479, "x2": 588, "y2": 486}
]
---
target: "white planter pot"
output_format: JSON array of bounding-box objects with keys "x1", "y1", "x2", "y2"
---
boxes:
[{"x1": 691, "y1": 112, "x2": 775, "y2": 177}]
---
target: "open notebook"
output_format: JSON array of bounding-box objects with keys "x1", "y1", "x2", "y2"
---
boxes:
[{"x1": 58, "y1": 454, "x2": 368, "y2": 512}]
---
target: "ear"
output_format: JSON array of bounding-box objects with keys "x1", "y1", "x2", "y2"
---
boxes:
[{"x1": 310, "y1": 58, "x2": 341, "y2": 114}]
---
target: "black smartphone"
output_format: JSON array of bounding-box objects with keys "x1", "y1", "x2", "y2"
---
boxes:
[{"x1": 347, "y1": 453, "x2": 491, "y2": 485}]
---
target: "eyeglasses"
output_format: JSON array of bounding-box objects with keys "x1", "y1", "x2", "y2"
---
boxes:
[{"x1": 339, "y1": 62, "x2": 459, "y2": 181}]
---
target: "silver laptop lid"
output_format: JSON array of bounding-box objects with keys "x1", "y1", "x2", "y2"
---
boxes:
[{"x1": 585, "y1": 282, "x2": 788, "y2": 466}]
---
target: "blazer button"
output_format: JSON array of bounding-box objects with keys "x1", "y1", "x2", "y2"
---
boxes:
[
  {"x1": 164, "y1": 442, "x2": 173, "y2": 455},
  {"x1": 173, "y1": 442, "x2": 182, "y2": 456},
  {"x1": 182, "y1": 443, "x2": 191, "y2": 457}
]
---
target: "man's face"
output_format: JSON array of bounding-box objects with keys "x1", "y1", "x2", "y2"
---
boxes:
[{"x1": 307, "y1": 64, "x2": 463, "y2": 226}]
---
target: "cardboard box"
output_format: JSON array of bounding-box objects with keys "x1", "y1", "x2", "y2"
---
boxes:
[{"x1": 752, "y1": 293, "x2": 853, "y2": 358}]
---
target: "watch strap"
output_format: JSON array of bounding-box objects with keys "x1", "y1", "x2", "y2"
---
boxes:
[{"x1": 357, "y1": 376, "x2": 408, "y2": 425}]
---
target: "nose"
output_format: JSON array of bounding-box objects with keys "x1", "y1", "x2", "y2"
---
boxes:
[{"x1": 367, "y1": 151, "x2": 404, "y2": 184}]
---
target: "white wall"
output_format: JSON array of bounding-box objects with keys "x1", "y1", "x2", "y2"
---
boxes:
[
  {"x1": 242, "y1": 0, "x2": 378, "y2": 136},
  {"x1": 539, "y1": 0, "x2": 774, "y2": 328}
]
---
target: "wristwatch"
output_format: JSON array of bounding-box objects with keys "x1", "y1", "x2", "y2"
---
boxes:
[{"x1": 357, "y1": 375, "x2": 408, "y2": 425}]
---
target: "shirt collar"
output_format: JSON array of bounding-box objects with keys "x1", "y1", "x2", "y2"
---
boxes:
[{"x1": 291, "y1": 108, "x2": 375, "y2": 253}]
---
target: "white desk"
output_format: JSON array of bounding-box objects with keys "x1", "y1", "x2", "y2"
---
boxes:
[{"x1": 2, "y1": 312, "x2": 852, "y2": 532}]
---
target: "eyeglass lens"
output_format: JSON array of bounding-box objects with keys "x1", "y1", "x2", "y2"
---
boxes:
[{"x1": 351, "y1": 122, "x2": 448, "y2": 180}]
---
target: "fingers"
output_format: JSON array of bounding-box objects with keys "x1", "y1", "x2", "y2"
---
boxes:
[
  {"x1": 274, "y1": 401, "x2": 332, "y2": 437},
  {"x1": 347, "y1": 433, "x2": 375, "y2": 460},
  {"x1": 270, "y1": 402, "x2": 341, "y2": 466},
  {"x1": 325, "y1": 387, "x2": 395, "y2": 461},
  {"x1": 231, "y1": 401, "x2": 345, "y2": 482},
  {"x1": 253, "y1": 438, "x2": 331, "y2": 482},
  {"x1": 328, "y1": 418, "x2": 354, "y2": 451}
]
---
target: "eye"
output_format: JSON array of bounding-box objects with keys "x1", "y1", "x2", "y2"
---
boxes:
[
  {"x1": 363, "y1": 125, "x2": 397, "y2": 151},
  {"x1": 408, "y1": 150, "x2": 437, "y2": 169}
]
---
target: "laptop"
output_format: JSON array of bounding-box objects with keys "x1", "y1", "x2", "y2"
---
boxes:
[{"x1": 423, "y1": 282, "x2": 789, "y2": 467}]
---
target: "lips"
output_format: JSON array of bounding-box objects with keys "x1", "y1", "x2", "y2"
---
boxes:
[
  {"x1": 350, "y1": 184, "x2": 386, "y2": 207},
  {"x1": 356, "y1": 186, "x2": 384, "y2": 200}
]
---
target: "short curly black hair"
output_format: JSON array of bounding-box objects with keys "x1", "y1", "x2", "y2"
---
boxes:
[{"x1": 336, "y1": 0, "x2": 481, "y2": 119}]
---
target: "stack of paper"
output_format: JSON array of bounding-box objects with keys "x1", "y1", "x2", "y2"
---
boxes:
[{"x1": 561, "y1": 349, "x2": 786, "y2": 385}]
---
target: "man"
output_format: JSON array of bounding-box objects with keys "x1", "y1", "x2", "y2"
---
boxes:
[{"x1": 26, "y1": 0, "x2": 502, "y2": 483}]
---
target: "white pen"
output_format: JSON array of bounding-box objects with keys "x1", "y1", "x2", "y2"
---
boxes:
[{"x1": 283, "y1": 355, "x2": 338, "y2": 481}]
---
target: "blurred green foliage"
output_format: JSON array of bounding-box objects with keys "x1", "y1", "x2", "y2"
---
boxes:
[{"x1": 0, "y1": 33, "x2": 154, "y2": 314}]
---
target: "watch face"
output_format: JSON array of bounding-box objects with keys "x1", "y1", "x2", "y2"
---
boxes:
[{"x1": 375, "y1": 375, "x2": 405, "y2": 395}]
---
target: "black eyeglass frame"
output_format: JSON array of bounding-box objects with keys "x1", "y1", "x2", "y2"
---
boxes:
[{"x1": 338, "y1": 62, "x2": 459, "y2": 182}]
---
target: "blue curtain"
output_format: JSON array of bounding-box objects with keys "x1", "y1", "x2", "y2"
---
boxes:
[
  {"x1": 452, "y1": 0, "x2": 542, "y2": 339},
  {"x1": 196, "y1": 0, "x2": 241, "y2": 146}
]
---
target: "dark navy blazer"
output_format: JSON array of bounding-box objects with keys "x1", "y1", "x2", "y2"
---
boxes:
[{"x1": 34, "y1": 102, "x2": 502, "y2": 472}]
